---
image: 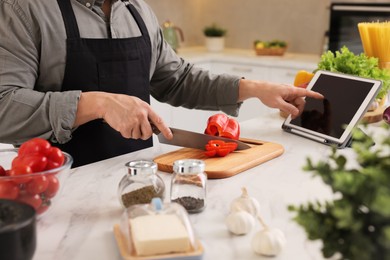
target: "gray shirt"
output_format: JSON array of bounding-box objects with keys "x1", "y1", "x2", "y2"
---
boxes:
[{"x1": 0, "y1": 0, "x2": 241, "y2": 145}]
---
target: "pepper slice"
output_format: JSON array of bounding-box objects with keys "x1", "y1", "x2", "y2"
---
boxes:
[
  {"x1": 204, "y1": 114, "x2": 240, "y2": 140},
  {"x1": 204, "y1": 140, "x2": 238, "y2": 157}
]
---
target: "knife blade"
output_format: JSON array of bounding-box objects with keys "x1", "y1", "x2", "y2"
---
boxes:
[{"x1": 154, "y1": 127, "x2": 251, "y2": 150}]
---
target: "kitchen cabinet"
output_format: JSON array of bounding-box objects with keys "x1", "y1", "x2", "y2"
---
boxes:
[{"x1": 150, "y1": 47, "x2": 319, "y2": 132}]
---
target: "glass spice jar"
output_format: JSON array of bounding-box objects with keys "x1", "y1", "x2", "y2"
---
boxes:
[
  {"x1": 118, "y1": 160, "x2": 165, "y2": 209},
  {"x1": 171, "y1": 159, "x2": 207, "y2": 213}
]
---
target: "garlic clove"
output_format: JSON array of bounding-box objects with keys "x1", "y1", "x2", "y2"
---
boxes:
[
  {"x1": 251, "y1": 228, "x2": 286, "y2": 256},
  {"x1": 230, "y1": 187, "x2": 261, "y2": 217},
  {"x1": 225, "y1": 210, "x2": 255, "y2": 235}
]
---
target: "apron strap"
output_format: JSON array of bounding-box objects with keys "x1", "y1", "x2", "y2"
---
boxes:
[
  {"x1": 57, "y1": 0, "x2": 81, "y2": 39},
  {"x1": 122, "y1": 0, "x2": 150, "y2": 39}
]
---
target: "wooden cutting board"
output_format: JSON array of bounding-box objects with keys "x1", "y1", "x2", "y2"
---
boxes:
[{"x1": 153, "y1": 138, "x2": 284, "y2": 179}]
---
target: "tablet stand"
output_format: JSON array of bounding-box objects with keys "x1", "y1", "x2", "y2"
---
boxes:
[{"x1": 346, "y1": 127, "x2": 375, "y2": 148}]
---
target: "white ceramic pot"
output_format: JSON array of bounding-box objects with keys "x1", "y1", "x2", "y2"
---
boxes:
[{"x1": 205, "y1": 37, "x2": 225, "y2": 52}]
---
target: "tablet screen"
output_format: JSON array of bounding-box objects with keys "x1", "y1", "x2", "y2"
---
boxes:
[
  {"x1": 282, "y1": 70, "x2": 382, "y2": 147},
  {"x1": 289, "y1": 73, "x2": 375, "y2": 139}
]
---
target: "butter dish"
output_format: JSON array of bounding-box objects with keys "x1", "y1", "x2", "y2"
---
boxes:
[{"x1": 114, "y1": 198, "x2": 203, "y2": 260}]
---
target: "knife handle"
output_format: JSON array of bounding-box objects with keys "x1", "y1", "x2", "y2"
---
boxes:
[{"x1": 150, "y1": 123, "x2": 161, "y2": 135}]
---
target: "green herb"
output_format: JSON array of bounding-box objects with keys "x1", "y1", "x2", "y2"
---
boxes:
[
  {"x1": 289, "y1": 123, "x2": 390, "y2": 260},
  {"x1": 316, "y1": 46, "x2": 390, "y2": 100},
  {"x1": 121, "y1": 185, "x2": 163, "y2": 208},
  {"x1": 203, "y1": 24, "x2": 227, "y2": 37}
]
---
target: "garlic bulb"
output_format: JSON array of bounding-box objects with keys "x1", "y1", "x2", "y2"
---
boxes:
[
  {"x1": 230, "y1": 187, "x2": 260, "y2": 217},
  {"x1": 225, "y1": 210, "x2": 255, "y2": 235},
  {"x1": 251, "y1": 227, "x2": 286, "y2": 256},
  {"x1": 367, "y1": 100, "x2": 379, "y2": 111}
]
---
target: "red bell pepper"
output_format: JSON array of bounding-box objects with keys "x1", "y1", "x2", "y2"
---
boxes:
[
  {"x1": 204, "y1": 114, "x2": 240, "y2": 140},
  {"x1": 204, "y1": 140, "x2": 238, "y2": 157}
]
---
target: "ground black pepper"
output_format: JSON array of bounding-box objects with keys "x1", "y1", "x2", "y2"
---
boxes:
[
  {"x1": 172, "y1": 196, "x2": 205, "y2": 213},
  {"x1": 121, "y1": 185, "x2": 162, "y2": 208}
]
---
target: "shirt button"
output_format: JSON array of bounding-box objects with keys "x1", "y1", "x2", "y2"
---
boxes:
[{"x1": 86, "y1": 2, "x2": 91, "y2": 7}]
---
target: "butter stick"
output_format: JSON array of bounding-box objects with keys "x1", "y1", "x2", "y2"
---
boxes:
[{"x1": 130, "y1": 214, "x2": 191, "y2": 256}]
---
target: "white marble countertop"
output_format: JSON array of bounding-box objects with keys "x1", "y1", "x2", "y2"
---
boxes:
[{"x1": 27, "y1": 111, "x2": 387, "y2": 260}]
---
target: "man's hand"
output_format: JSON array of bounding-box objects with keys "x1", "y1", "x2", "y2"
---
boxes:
[
  {"x1": 74, "y1": 92, "x2": 172, "y2": 140},
  {"x1": 238, "y1": 79, "x2": 324, "y2": 118}
]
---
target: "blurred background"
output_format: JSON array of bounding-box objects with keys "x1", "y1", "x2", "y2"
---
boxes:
[{"x1": 145, "y1": 0, "x2": 388, "y2": 55}]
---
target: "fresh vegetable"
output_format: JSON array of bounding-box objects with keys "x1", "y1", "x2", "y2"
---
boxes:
[
  {"x1": 0, "y1": 138, "x2": 65, "y2": 213},
  {"x1": 254, "y1": 40, "x2": 287, "y2": 49},
  {"x1": 43, "y1": 175, "x2": 60, "y2": 198},
  {"x1": 225, "y1": 210, "x2": 255, "y2": 235},
  {"x1": 204, "y1": 113, "x2": 240, "y2": 140},
  {"x1": 383, "y1": 106, "x2": 390, "y2": 124},
  {"x1": 0, "y1": 166, "x2": 6, "y2": 176},
  {"x1": 251, "y1": 211, "x2": 286, "y2": 256},
  {"x1": 0, "y1": 181, "x2": 19, "y2": 200},
  {"x1": 18, "y1": 137, "x2": 51, "y2": 157},
  {"x1": 225, "y1": 187, "x2": 259, "y2": 236},
  {"x1": 316, "y1": 46, "x2": 390, "y2": 99},
  {"x1": 204, "y1": 140, "x2": 238, "y2": 157},
  {"x1": 252, "y1": 226, "x2": 286, "y2": 256},
  {"x1": 293, "y1": 70, "x2": 314, "y2": 88},
  {"x1": 230, "y1": 187, "x2": 261, "y2": 217}
]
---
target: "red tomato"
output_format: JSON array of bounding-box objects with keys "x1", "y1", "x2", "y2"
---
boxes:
[
  {"x1": 8, "y1": 165, "x2": 33, "y2": 184},
  {"x1": 18, "y1": 138, "x2": 51, "y2": 157},
  {"x1": 36, "y1": 202, "x2": 50, "y2": 214},
  {"x1": 46, "y1": 147, "x2": 65, "y2": 168},
  {"x1": 17, "y1": 193, "x2": 42, "y2": 210},
  {"x1": 0, "y1": 166, "x2": 6, "y2": 176},
  {"x1": 44, "y1": 175, "x2": 60, "y2": 198},
  {"x1": 0, "y1": 181, "x2": 20, "y2": 200},
  {"x1": 12, "y1": 154, "x2": 48, "y2": 173},
  {"x1": 25, "y1": 175, "x2": 49, "y2": 195}
]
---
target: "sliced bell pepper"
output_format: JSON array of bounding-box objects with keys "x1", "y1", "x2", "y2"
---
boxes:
[
  {"x1": 204, "y1": 140, "x2": 238, "y2": 157},
  {"x1": 204, "y1": 114, "x2": 240, "y2": 140}
]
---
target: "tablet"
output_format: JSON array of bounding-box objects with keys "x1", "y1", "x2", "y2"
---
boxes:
[{"x1": 281, "y1": 70, "x2": 382, "y2": 148}]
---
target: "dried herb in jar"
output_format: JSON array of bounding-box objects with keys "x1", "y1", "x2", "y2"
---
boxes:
[{"x1": 121, "y1": 185, "x2": 162, "y2": 208}]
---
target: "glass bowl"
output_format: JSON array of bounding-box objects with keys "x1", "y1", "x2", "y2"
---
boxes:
[{"x1": 0, "y1": 148, "x2": 73, "y2": 215}]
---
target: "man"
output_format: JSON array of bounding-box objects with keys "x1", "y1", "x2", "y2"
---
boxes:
[{"x1": 0, "y1": 0, "x2": 322, "y2": 166}]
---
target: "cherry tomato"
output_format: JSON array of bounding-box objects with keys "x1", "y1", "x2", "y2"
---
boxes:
[
  {"x1": 44, "y1": 175, "x2": 60, "y2": 198},
  {"x1": 8, "y1": 165, "x2": 33, "y2": 184},
  {"x1": 12, "y1": 154, "x2": 48, "y2": 173},
  {"x1": 36, "y1": 202, "x2": 50, "y2": 214},
  {"x1": 0, "y1": 166, "x2": 6, "y2": 176},
  {"x1": 18, "y1": 138, "x2": 51, "y2": 157},
  {"x1": 45, "y1": 161, "x2": 61, "y2": 170},
  {"x1": 0, "y1": 181, "x2": 20, "y2": 200},
  {"x1": 25, "y1": 175, "x2": 49, "y2": 195},
  {"x1": 46, "y1": 147, "x2": 65, "y2": 168},
  {"x1": 17, "y1": 193, "x2": 42, "y2": 210}
]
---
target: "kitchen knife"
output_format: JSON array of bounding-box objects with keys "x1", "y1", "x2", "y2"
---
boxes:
[{"x1": 153, "y1": 126, "x2": 251, "y2": 150}]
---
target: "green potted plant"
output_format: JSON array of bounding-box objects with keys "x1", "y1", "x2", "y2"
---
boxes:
[
  {"x1": 289, "y1": 123, "x2": 390, "y2": 260},
  {"x1": 203, "y1": 23, "x2": 227, "y2": 52}
]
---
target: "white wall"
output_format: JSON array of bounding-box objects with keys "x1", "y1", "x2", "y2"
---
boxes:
[{"x1": 145, "y1": 0, "x2": 330, "y2": 55}]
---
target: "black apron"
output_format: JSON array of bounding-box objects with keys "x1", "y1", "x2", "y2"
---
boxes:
[{"x1": 55, "y1": 0, "x2": 153, "y2": 167}]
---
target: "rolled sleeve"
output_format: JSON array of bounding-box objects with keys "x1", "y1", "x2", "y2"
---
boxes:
[{"x1": 49, "y1": 91, "x2": 81, "y2": 144}]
